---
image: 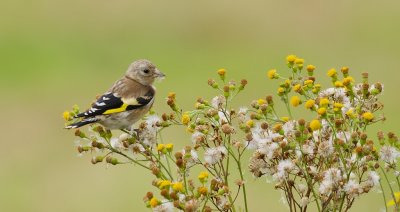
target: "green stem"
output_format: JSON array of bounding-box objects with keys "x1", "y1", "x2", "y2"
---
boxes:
[
  {"x1": 236, "y1": 156, "x2": 249, "y2": 212},
  {"x1": 228, "y1": 194, "x2": 237, "y2": 212},
  {"x1": 112, "y1": 148, "x2": 150, "y2": 170},
  {"x1": 396, "y1": 176, "x2": 400, "y2": 192},
  {"x1": 201, "y1": 195, "x2": 209, "y2": 211},
  {"x1": 226, "y1": 148, "x2": 243, "y2": 212},
  {"x1": 338, "y1": 163, "x2": 356, "y2": 212},
  {"x1": 284, "y1": 95, "x2": 293, "y2": 119},
  {"x1": 183, "y1": 167, "x2": 188, "y2": 194},
  {"x1": 143, "y1": 144, "x2": 174, "y2": 180},
  {"x1": 379, "y1": 179, "x2": 388, "y2": 212},
  {"x1": 381, "y1": 166, "x2": 397, "y2": 208}
]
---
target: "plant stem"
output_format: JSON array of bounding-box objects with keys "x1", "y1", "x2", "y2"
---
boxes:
[
  {"x1": 381, "y1": 166, "x2": 397, "y2": 209},
  {"x1": 396, "y1": 176, "x2": 400, "y2": 192},
  {"x1": 143, "y1": 145, "x2": 174, "y2": 180},
  {"x1": 111, "y1": 148, "x2": 150, "y2": 170},
  {"x1": 284, "y1": 95, "x2": 293, "y2": 119},
  {"x1": 379, "y1": 179, "x2": 388, "y2": 212},
  {"x1": 237, "y1": 158, "x2": 249, "y2": 212}
]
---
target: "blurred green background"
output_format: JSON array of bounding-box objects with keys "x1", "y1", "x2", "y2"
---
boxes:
[{"x1": 1, "y1": 0, "x2": 399, "y2": 211}]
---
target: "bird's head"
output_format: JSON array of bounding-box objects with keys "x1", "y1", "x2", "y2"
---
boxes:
[{"x1": 125, "y1": 59, "x2": 165, "y2": 86}]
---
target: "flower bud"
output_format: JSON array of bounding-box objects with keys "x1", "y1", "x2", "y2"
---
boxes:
[
  {"x1": 160, "y1": 189, "x2": 169, "y2": 199},
  {"x1": 146, "y1": 192, "x2": 153, "y2": 200},
  {"x1": 341, "y1": 66, "x2": 349, "y2": 76},
  {"x1": 266, "y1": 95, "x2": 273, "y2": 105},
  {"x1": 91, "y1": 155, "x2": 104, "y2": 164},
  {"x1": 77, "y1": 145, "x2": 90, "y2": 153},
  {"x1": 74, "y1": 129, "x2": 86, "y2": 138},
  {"x1": 239, "y1": 79, "x2": 248, "y2": 90},
  {"x1": 208, "y1": 79, "x2": 218, "y2": 88},
  {"x1": 221, "y1": 124, "x2": 233, "y2": 135},
  {"x1": 217, "y1": 68, "x2": 226, "y2": 80},
  {"x1": 106, "y1": 156, "x2": 118, "y2": 165}
]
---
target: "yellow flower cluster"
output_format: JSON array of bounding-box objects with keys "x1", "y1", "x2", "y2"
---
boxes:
[
  {"x1": 158, "y1": 180, "x2": 172, "y2": 189},
  {"x1": 157, "y1": 143, "x2": 174, "y2": 153},
  {"x1": 286, "y1": 54, "x2": 305, "y2": 70}
]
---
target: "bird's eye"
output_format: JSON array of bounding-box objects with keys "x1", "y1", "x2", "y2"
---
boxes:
[{"x1": 143, "y1": 69, "x2": 150, "y2": 74}]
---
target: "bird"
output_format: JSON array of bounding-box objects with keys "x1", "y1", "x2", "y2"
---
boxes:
[{"x1": 65, "y1": 59, "x2": 165, "y2": 130}]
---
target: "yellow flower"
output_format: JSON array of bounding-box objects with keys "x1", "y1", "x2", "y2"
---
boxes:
[
  {"x1": 165, "y1": 143, "x2": 174, "y2": 152},
  {"x1": 387, "y1": 192, "x2": 400, "y2": 207},
  {"x1": 290, "y1": 96, "x2": 301, "y2": 107},
  {"x1": 246, "y1": 120, "x2": 255, "y2": 128},
  {"x1": 362, "y1": 112, "x2": 374, "y2": 121},
  {"x1": 334, "y1": 102, "x2": 343, "y2": 109},
  {"x1": 317, "y1": 108, "x2": 327, "y2": 115},
  {"x1": 346, "y1": 109, "x2": 356, "y2": 118},
  {"x1": 217, "y1": 68, "x2": 226, "y2": 76},
  {"x1": 157, "y1": 143, "x2": 165, "y2": 152},
  {"x1": 257, "y1": 98, "x2": 267, "y2": 106},
  {"x1": 284, "y1": 79, "x2": 291, "y2": 85},
  {"x1": 334, "y1": 81, "x2": 343, "y2": 88},
  {"x1": 181, "y1": 113, "x2": 190, "y2": 125},
  {"x1": 327, "y1": 68, "x2": 337, "y2": 77},
  {"x1": 309, "y1": 120, "x2": 321, "y2": 131},
  {"x1": 342, "y1": 76, "x2": 354, "y2": 86},
  {"x1": 312, "y1": 84, "x2": 321, "y2": 94},
  {"x1": 198, "y1": 171, "x2": 209, "y2": 183},
  {"x1": 198, "y1": 186, "x2": 208, "y2": 195},
  {"x1": 167, "y1": 92, "x2": 176, "y2": 100},
  {"x1": 286, "y1": 55, "x2": 297, "y2": 63},
  {"x1": 277, "y1": 87, "x2": 285, "y2": 95},
  {"x1": 294, "y1": 58, "x2": 304, "y2": 64},
  {"x1": 305, "y1": 99, "x2": 315, "y2": 109},
  {"x1": 319, "y1": 98, "x2": 330, "y2": 107},
  {"x1": 306, "y1": 65, "x2": 316, "y2": 72},
  {"x1": 267, "y1": 69, "x2": 278, "y2": 79},
  {"x1": 172, "y1": 182, "x2": 184, "y2": 192},
  {"x1": 304, "y1": 80, "x2": 314, "y2": 86},
  {"x1": 293, "y1": 84, "x2": 302, "y2": 92},
  {"x1": 273, "y1": 123, "x2": 282, "y2": 132},
  {"x1": 158, "y1": 180, "x2": 172, "y2": 189},
  {"x1": 63, "y1": 111, "x2": 71, "y2": 121},
  {"x1": 333, "y1": 103, "x2": 343, "y2": 113},
  {"x1": 341, "y1": 66, "x2": 349, "y2": 74},
  {"x1": 149, "y1": 197, "x2": 159, "y2": 208},
  {"x1": 280, "y1": 117, "x2": 290, "y2": 122}
]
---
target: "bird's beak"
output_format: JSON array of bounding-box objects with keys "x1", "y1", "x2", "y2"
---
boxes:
[{"x1": 155, "y1": 69, "x2": 166, "y2": 79}]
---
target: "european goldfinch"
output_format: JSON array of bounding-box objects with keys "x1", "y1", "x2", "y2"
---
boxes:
[{"x1": 66, "y1": 59, "x2": 165, "y2": 130}]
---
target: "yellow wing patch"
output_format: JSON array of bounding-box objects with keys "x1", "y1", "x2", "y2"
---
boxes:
[
  {"x1": 103, "y1": 104, "x2": 128, "y2": 115},
  {"x1": 102, "y1": 97, "x2": 141, "y2": 115}
]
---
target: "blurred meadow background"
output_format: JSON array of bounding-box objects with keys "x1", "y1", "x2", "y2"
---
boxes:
[{"x1": 1, "y1": 0, "x2": 399, "y2": 211}]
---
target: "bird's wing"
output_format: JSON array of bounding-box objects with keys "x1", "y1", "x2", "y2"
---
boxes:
[{"x1": 75, "y1": 89, "x2": 154, "y2": 118}]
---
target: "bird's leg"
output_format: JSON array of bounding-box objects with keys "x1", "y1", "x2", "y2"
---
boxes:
[
  {"x1": 127, "y1": 125, "x2": 140, "y2": 140},
  {"x1": 133, "y1": 129, "x2": 141, "y2": 140},
  {"x1": 120, "y1": 127, "x2": 141, "y2": 140}
]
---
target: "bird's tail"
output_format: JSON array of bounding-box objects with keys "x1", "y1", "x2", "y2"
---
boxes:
[{"x1": 65, "y1": 118, "x2": 99, "y2": 129}]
